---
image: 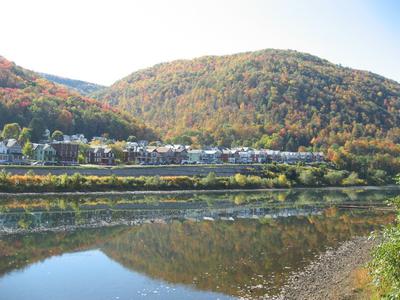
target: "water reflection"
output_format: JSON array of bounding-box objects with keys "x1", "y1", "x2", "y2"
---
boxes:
[
  {"x1": 0, "y1": 187, "x2": 398, "y2": 299},
  {"x1": 0, "y1": 187, "x2": 397, "y2": 233}
]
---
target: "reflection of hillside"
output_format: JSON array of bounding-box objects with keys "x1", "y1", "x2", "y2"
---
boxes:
[
  {"x1": 0, "y1": 226, "x2": 129, "y2": 276},
  {"x1": 101, "y1": 209, "x2": 394, "y2": 297}
]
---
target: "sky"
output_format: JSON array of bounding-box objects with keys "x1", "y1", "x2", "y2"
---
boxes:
[{"x1": 1, "y1": 0, "x2": 399, "y2": 85}]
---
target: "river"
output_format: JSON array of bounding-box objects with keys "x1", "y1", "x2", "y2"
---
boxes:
[{"x1": 0, "y1": 187, "x2": 399, "y2": 299}]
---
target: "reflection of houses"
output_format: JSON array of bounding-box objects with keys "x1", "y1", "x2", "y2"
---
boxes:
[
  {"x1": 86, "y1": 146, "x2": 115, "y2": 165},
  {"x1": 32, "y1": 144, "x2": 57, "y2": 163},
  {"x1": 0, "y1": 139, "x2": 23, "y2": 163},
  {"x1": 51, "y1": 142, "x2": 79, "y2": 164}
]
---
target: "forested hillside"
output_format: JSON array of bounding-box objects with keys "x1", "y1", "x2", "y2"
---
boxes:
[
  {"x1": 94, "y1": 49, "x2": 400, "y2": 177},
  {"x1": 40, "y1": 73, "x2": 105, "y2": 95},
  {"x1": 94, "y1": 49, "x2": 400, "y2": 148},
  {"x1": 0, "y1": 56, "x2": 155, "y2": 141}
]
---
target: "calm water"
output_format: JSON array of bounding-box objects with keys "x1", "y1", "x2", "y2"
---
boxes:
[{"x1": 0, "y1": 187, "x2": 398, "y2": 300}]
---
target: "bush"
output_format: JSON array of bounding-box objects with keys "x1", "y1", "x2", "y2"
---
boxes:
[
  {"x1": 370, "y1": 197, "x2": 400, "y2": 298},
  {"x1": 341, "y1": 172, "x2": 366, "y2": 186},
  {"x1": 298, "y1": 170, "x2": 317, "y2": 186},
  {"x1": 323, "y1": 170, "x2": 347, "y2": 185}
]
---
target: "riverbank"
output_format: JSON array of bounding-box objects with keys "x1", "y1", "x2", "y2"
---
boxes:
[
  {"x1": 0, "y1": 165, "x2": 376, "y2": 193},
  {"x1": 0, "y1": 164, "x2": 259, "y2": 177},
  {"x1": 274, "y1": 236, "x2": 379, "y2": 300}
]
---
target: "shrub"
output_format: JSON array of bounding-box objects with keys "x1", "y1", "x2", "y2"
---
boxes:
[
  {"x1": 341, "y1": 172, "x2": 366, "y2": 186},
  {"x1": 370, "y1": 197, "x2": 400, "y2": 298},
  {"x1": 234, "y1": 173, "x2": 247, "y2": 187},
  {"x1": 298, "y1": 170, "x2": 317, "y2": 186},
  {"x1": 200, "y1": 172, "x2": 218, "y2": 188},
  {"x1": 323, "y1": 170, "x2": 347, "y2": 185}
]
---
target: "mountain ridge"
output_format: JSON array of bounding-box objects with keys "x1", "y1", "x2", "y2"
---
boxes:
[
  {"x1": 39, "y1": 72, "x2": 105, "y2": 95},
  {"x1": 92, "y1": 48, "x2": 400, "y2": 150},
  {"x1": 0, "y1": 55, "x2": 155, "y2": 141}
]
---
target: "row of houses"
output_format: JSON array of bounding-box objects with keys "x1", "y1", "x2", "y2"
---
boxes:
[
  {"x1": 0, "y1": 140, "x2": 24, "y2": 164},
  {"x1": 0, "y1": 139, "x2": 116, "y2": 165},
  {"x1": 123, "y1": 143, "x2": 324, "y2": 165},
  {"x1": 0, "y1": 139, "x2": 81, "y2": 165},
  {"x1": 0, "y1": 137, "x2": 325, "y2": 166}
]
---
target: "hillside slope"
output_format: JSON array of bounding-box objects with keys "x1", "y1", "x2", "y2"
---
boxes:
[
  {"x1": 94, "y1": 49, "x2": 400, "y2": 151},
  {"x1": 39, "y1": 73, "x2": 105, "y2": 95},
  {"x1": 0, "y1": 56, "x2": 155, "y2": 141}
]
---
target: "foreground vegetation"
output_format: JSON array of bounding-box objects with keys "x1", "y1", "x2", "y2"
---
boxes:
[
  {"x1": 0, "y1": 164, "x2": 377, "y2": 193},
  {"x1": 369, "y1": 183, "x2": 400, "y2": 298}
]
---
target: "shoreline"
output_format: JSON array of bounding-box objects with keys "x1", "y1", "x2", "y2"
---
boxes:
[
  {"x1": 272, "y1": 235, "x2": 379, "y2": 300},
  {"x1": 0, "y1": 185, "x2": 398, "y2": 197}
]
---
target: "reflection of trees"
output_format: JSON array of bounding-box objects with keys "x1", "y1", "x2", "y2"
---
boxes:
[
  {"x1": 1, "y1": 188, "x2": 397, "y2": 213},
  {"x1": 100, "y1": 210, "x2": 394, "y2": 297},
  {"x1": 0, "y1": 226, "x2": 129, "y2": 276},
  {"x1": 0, "y1": 188, "x2": 398, "y2": 297}
]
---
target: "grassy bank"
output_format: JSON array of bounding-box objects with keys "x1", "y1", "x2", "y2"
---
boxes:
[{"x1": 0, "y1": 164, "x2": 376, "y2": 193}]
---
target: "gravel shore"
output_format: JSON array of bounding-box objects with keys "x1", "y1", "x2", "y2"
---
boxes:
[{"x1": 271, "y1": 235, "x2": 377, "y2": 300}]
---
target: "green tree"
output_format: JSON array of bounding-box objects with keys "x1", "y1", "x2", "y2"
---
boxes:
[
  {"x1": 2, "y1": 123, "x2": 21, "y2": 139},
  {"x1": 22, "y1": 141, "x2": 34, "y2": 159},
  {"x1": 19, "y1": 127, "x2": 32, "y2": 145},
  {"x1": 29, "y1": 118, "x2": 46, "y2": 142},
  {"x1": 51, "y1": 130, "x2": 64, "y2": 141}
]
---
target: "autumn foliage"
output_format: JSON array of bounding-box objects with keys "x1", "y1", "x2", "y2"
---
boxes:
[{"x1": 0, "y1": 56, "x2": 156, "y2": 141}]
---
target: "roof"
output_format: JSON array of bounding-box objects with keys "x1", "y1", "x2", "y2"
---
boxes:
[
  {"x1": 146, "y1": 146, "x2": 157, "y2": 153},
  {"x1": 32, "y1": 143, "x2": 43, "y2": 151},
  {"x1": 174, "y1": 148, "x2": 187, "y2": 153},
  {"x1": 156, "y1": 147, "x2": 172, "y2": 153},
  {"x1": 6, "y1": 139, "x2": 19, "y2": 148},
  {"x1": 204, "y1": 150, "x2": 221, "y2": 155},
  {"x1": 43, "y1": 144, "x2": 55, "y2": 151},
  {"x1": 188, "y1": 150, "x2": 203, "y2": 154}
]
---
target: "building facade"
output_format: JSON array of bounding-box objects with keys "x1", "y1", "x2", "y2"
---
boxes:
[
  {"x1": 51, "y1": 142, "x2": 79, "y2": 164},
  {"x1": 32, "y1": 144, "x2": 57, "y2": 163}
]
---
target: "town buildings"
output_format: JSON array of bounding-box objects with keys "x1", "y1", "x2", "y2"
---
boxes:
[
  {"x1": 0, "y1": 132, "x2": 325, "y2": 166},
  {"x1": 51, "y1": 142, "x2": 79, "y2": 165},
  {"x1": 86, "y1": 146, "x2": 115, "y2": 165},
  {"x1": 0, "y1": 139, "x2": 23, "y2": 163},
  {"x1": 32, "y1": 144, "x2": 57, "y2": 163}
]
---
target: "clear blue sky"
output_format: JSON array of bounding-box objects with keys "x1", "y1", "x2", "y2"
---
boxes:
[{"x1": 1, "y1": 0, "x2": 399, "y2": 85}]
